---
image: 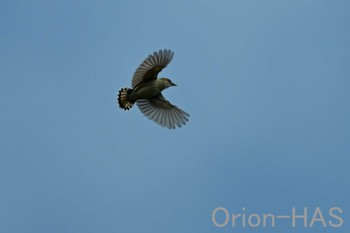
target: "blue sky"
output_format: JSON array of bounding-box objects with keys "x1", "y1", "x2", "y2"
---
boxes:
[{"x1": 1, "y1": 1, "x2": 349, "y2": 232}]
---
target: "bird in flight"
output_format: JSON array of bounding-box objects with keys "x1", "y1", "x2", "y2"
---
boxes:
[{"x1": 117, "y1": 49, "x2": 190, "y2": 129}]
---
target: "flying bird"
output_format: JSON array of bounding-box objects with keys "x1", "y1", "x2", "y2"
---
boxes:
[{"x1": 117, "y1": 49, "x2": 190, "y2": 129}]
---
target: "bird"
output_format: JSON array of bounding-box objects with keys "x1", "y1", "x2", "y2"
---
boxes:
[{"x1": 117, "y1": 49, "x2": 190, "y2": 129}]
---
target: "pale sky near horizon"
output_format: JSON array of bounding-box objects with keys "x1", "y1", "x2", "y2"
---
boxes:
[{"x1": 1, "y1": 1, "x2": 349, "y2": 232}]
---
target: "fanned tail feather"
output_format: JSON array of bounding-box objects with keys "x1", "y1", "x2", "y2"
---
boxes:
[{"x1": 118, "y1": 88, "x2": 134, "y2": 110}]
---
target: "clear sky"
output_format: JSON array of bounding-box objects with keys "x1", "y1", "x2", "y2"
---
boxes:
[{"x1": 1, "y1": 1, "x2": 349, "y2": 232}]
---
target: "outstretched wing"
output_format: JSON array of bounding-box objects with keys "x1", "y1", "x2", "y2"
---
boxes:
[
  {"x1": 136, "y1": 94, "x2": 190, "y2": 129},
  {"x1": 131, "y1": 49, "x2": 174, "y2": 88}
]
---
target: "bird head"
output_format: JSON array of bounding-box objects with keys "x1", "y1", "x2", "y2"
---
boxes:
[{"x1": 160, "y1": 78, "x2": 177, "y2": 88}]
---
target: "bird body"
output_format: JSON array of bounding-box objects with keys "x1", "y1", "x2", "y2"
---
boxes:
[
  {"x1": 117, "y1": 49, "x2": 189, "y2": 129},
  {"x1": 129, "y1": 78, "x2": 175, "y2": 101}
]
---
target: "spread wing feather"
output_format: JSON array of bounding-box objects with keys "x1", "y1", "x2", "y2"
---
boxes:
[
  {"x1": 136, "y1": 94, "x2": 189, "y2": 129},
  {"x1": 131, "y1": 49, "x2": 174, "y2": 88}
]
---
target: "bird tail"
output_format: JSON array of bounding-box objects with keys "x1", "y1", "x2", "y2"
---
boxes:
[{"x1": 118, "y1": 88, "x2": 134, "y2": 110}]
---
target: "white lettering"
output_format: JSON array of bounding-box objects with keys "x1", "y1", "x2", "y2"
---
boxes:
[
  {"x1": 328, "y1": 207, "x2": 343, "y2": 227},
  {"x1": 263, "y1": 213, "x2": 275, "y2": 227},
  {"x1": 292, "y1": 207, "x2": 307, "y2": 227},
  {"x1": 310, "y1": 207, "x2": 327, "y2": 227},
  {"x1": 231, "y1": 213, "x2": 241, "y2": 227},
  {"x1": 212, "y1": 207, "x2": 229, "y2": 227},
  {"x1": 248, "y1": 213, "x2": 261, "y2": 227}
]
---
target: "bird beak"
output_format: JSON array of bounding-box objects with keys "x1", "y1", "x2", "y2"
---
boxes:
[{"x1": 171, "y1": 82, "x2": 177, "y2": 86}]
